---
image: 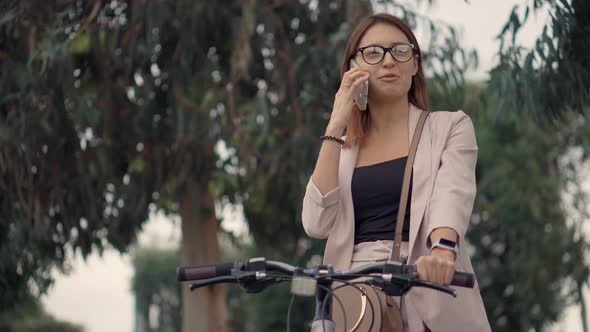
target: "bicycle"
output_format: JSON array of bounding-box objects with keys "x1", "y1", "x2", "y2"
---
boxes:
[{"x1": 177, "y1": 257, "x2": 475, "y2": 332}]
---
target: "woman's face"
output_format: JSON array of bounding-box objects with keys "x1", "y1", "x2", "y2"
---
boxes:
[{"x1": 353, "y1": 23, "x2": 418, "y2": 102}]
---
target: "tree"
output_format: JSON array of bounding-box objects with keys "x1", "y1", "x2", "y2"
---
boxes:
[
  {"x1": 0, "y1": 296, "x2": 84, "y2": 332},
  {"x1": 1, "y1": 1, "x2": 233, "y2": 330},
  {"x1": 131, "y1": 247, "x2": 181, "y2": 332},
  {"x1": 488, "y1": 1, "x2": 590, "y2": 330},
  {"x1": 491, "y1": 0, "x2": 590, "y2": 120},
  {"x1": 432, "y1": 80, "x2": 590, "y2": 331},
  {"x1": 0, "y1": 1, "x2": 483, "y2": 331},
  {"x1": 472, "y1": 91, "x2": 588, "y2": 331}
]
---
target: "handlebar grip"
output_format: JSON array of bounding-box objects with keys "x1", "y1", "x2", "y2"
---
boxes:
[
  {"x1": 451, "y1": 271, "x2": 474, "y2": 288},
  {"x1": 177, "y1": 262, "x2": 235, "y2": 281},
  {"x1": 406, "y1": 265, "x2": 474, "y2": 288}
]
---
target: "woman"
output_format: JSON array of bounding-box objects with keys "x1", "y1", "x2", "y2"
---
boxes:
[{"x1": 301, "y1": 13, "x2": 491, "y2": 331}]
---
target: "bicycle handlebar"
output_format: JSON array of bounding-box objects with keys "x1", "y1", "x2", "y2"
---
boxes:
[
  {"x1": 177, "y1": 258, "x2": 476, "y2": 331},
  {"x1": 177, "y1": 258, "x2": 474, "y2": 288}
]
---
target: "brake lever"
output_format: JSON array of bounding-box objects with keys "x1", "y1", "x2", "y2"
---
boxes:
[
  {"x1": 233, "y1": 270, "x2": 287, "y2": 294},
  {"x1": 368, "y1": 274, "x2": 456, "y2": 297},
  {"x1": 189, "y1": 276, "x2": 239, "y2": 291}
]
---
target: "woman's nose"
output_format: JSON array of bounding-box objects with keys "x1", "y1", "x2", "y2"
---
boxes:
[{"x1": 382, "y1": 51, "x2": 397, "y2": 67}]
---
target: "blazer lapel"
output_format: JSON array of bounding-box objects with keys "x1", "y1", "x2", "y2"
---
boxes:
[
  {"x1": 327, "y1": 141, "x2": 359, "y2": 270},
  {"x1": 408, "y1": 105, "x2": 431, "y2": 257},
  {"x1": 342, "y1": 142, "x2": 359, "y2": 240},
  {"x1": 341, "y1": 142, "x2": 360, "y2": 191}
]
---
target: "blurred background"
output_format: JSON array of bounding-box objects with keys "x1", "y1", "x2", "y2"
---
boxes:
[{"x1": 1, "y1": 0, "x2": 590, "y2": 331}]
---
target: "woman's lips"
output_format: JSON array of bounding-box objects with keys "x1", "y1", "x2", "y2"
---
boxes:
[{"x1": 379, "y1": 74, "x2": 399, "y2": 81}]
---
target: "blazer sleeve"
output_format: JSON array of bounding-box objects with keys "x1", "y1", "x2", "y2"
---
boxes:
[
  {"x1": 426, "y1": 111, "x2": 478, "y2": 246},
  {"x1": 301, "y1": 177, "x2": 340, "y2": 239}
]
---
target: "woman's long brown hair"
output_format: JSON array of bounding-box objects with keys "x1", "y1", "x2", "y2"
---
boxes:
[{"x1": 340, "y1": 13, "x2": 429, "y2": 148}]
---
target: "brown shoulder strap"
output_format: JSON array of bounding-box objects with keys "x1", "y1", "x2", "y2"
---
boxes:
[{"x1": 391, "y1": 110, "x2": 429, "y2": 261}]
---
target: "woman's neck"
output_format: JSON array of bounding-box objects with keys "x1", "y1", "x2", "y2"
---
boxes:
[{"x1": 367, "y1": 96, "x2": 410, "y2": 135}]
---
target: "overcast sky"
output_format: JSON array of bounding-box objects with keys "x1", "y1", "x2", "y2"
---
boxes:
[{"x1": 42, "y1": 2, "x2": 580, "y2": 332}]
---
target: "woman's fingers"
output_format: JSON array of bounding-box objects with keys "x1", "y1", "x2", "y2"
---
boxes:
[
  {"x1": 350, "y1": 73, "x2": 369, "y2": 88},
  {"x1": 334, "y1": 72, "x2": 369, "y2": 109},
  {"x1": 415, "y1": 255, "x2": 456, "y2": 285},
  {"x1": 341, "y1": 69, "x2": 369, "y2": 90},
  {"x1": 328, "y1": 68, "x2": 369, "y2": 128},
  {"x1": 345, "y1": 73, "x2": 369, "y2": 100},
  {"x1": 348, "y1": 74, "x2": 369, "y2": 98},
  {"x1": 442, "y1": 259, "x2": 454, "y2": 285},
  {"x1": 415, "y1": 256, "x2": 429, "y2": 281}
]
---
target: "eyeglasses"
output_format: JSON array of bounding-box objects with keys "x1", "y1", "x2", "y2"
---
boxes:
[{"x1": 356, "y1": 43, "x2": 415, "y2": 65}]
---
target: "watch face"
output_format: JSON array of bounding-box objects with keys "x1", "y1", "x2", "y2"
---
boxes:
[{"x1": 439, "y1": 238, "x2": 457, "y2": 247}]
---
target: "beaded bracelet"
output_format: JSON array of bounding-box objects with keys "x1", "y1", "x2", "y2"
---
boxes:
[{"x1": 320, "y1": 135, "x2": 345, "y2": 145}]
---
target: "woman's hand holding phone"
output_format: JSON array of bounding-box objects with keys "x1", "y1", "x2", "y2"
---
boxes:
[{"x1": 326, "y1": 64, "x2": 370, "y2": 136}]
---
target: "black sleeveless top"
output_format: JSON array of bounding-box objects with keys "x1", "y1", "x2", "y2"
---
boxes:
[{"x1": 351, "y1": 156, "x2": 412, "y2": 245}]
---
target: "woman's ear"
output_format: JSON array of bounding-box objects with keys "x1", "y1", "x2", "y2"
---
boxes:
[{"x1": 412, "y1": 55, "x2": 419, "y2": 76}]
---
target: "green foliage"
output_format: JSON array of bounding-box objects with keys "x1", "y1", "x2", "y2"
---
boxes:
[
  {"x1": 4, "y1": 1, "x2": 588, "y2": 331},
  {"x1": 0, "y1": 0, "x2": 471, "y2": 308},
  {"x1": 0, "y1": 0, "x2": 230, "y2": 311},
  {"x1": 491, "y1": 0, "x2": 590, "y2": 121},
  {"x1": 486, "y1": 2, "x2": 590, "y2": 329},
  {"x1": 131, "y1": 247, "x2": 181, "y2": 332},
  {"x1": 433, "y1": 81, "x2": 589, "y2": 331},
  {"x1": 472, "y1": 105, "x2": 586, "y2": 331},
  {"x1": 0, "y1": 297, "x2": 84, "y2": 332},
  {"x1": 7, "y1": 318, "x2": 83, "y2": 332}
]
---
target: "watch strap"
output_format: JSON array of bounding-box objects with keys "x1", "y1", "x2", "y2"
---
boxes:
[{"x1": 431, "y1": 238, "x2": 459, "y2": 257}]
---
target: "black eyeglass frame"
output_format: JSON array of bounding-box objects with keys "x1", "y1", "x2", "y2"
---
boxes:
[{"x1": 356, "y1": 43, "x2": 416, "y2": 65}]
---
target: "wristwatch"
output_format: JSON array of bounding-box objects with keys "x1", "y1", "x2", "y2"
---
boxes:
[{"x1": 431, "y1": 238, "x2": 459, "y2": 257}]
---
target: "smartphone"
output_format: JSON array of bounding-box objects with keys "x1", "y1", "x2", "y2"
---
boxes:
[{"x1": 349, "y1": 59, "x2": 368, "y2": 111}]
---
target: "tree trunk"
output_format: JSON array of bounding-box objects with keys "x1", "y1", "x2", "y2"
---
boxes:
[
  {"x1": 578, "y1": 282, "x2": 588, "y2": 332},
  {"x1": 180, "y1": 180, "x2": 227, "y2": 332}
]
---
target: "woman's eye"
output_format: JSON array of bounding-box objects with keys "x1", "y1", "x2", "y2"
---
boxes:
[
  {"x1": 395, "y1": 46, "x2": 410, "y2": 54},
  {"x1": 366, "y1": 47, "x2": 381, "y2": 55}
]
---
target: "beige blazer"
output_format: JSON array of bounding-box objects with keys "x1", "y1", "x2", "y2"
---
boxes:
[{"x1": 302, "y1": 104, "x2": 491, "y2": 331}]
